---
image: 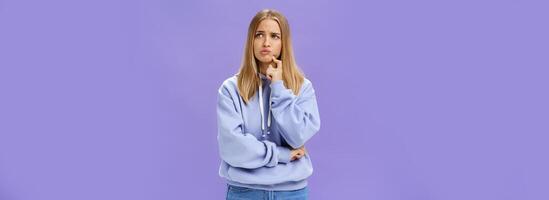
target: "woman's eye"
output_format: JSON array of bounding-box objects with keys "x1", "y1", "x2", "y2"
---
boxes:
[
  {"x1": 255, "y1": 33, "x2": 263, "y2": 38},
  {"x1": 272, "y1": 35, "x2": 280, "y2": 39}
]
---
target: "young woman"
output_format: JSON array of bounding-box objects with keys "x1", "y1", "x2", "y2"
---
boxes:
[{"x1": 216, "y1": 9, "x2": 321, "y2": 200}]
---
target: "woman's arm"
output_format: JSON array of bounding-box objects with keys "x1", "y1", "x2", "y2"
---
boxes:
[
  {"x1": 217, "y1": 83, "x2": 292, "y2": 169},
  {"x1": 270, "y1": 80, "x2": 321, "y2": 149}
]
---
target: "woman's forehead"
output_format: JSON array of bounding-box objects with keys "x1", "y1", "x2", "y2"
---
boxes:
[{"x1": 256, "y1": 19, "x2": 280, "y2": 33}]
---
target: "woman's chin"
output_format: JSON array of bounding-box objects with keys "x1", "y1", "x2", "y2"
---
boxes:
[{"x1": 257, "y1": 57, "x2": 272, "y2": 64}]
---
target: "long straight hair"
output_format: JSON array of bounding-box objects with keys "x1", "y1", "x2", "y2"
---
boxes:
[{"x1": 237, "y1": 9, "x2": 304, "y2": 104}]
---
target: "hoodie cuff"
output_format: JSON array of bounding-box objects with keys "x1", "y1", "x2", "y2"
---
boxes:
[
  {"x1": 270, "y1": 80, "x2": 293, "y2": 99},
  {"x1": 270, "y1": 80, "x2": 285, "y2": 91},
  {"x1": 276, "y1": 146, "x2": 291, "y2": 164}
]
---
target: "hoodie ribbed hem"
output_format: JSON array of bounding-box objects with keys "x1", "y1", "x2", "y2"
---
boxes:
[{"x1": 226, "y1": 179, "x2": 307, "y2": 191}]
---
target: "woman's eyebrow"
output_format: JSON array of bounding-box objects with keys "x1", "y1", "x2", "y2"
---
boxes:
[{"x1": 255, "y1": 30, "x2": 281, "y2": 35}]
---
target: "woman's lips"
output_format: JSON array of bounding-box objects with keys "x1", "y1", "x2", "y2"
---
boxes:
[{"x1": 260, "y1": 49, "x2": 271, "y2": 55}]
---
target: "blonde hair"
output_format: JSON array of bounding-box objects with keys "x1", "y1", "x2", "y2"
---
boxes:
[{"x1": 237, "y1": 9, "x2": 304, "y2": 104}]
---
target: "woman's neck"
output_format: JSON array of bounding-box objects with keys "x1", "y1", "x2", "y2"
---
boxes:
[{"x1": 258, "y1": 63, "x2": 269, "y2": 75}]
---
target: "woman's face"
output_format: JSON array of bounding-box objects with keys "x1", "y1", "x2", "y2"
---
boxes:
[{"x1": 253, "y1": 19, "x2": 282, "y2": 65}]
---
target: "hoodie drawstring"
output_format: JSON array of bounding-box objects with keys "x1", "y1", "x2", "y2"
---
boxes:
[{"x1": 258, "y1": 76, "x2": 272, "y2": 138}]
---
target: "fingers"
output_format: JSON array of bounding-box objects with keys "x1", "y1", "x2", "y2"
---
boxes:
[
  {"x1": 291, "y1": 154, "x2": 303, "y2": 161},
  {"x1": 298, "y1": 146, "x2": 307, "y2": 153},
  {"x1": 290, "y1": 149, "x2": 302, "y2": 161},
  {"x1": 291, "y1": 155, "x2": 300, "y2": 161},
  {"x1": 271, "y1": 56, "x2": 282, "y2": 68},
  {"x1": 294, "y1": 153, "x2": 304, "y2": 160},
  {"x1": 297, "y1": 146, "x2": 306, "y2": 155},
  {"x1": 290, "y1": 147, "x2": 307, "y2": 161},
  {"x1": 290, "y1": 151, "x2": 299, "y2": 161},
  {"x1": 266, "y1": 64, "x2": 274, "y2": 80},
  {"x1": 271, "y1": 55, "x2": 279, "y2": 63}
]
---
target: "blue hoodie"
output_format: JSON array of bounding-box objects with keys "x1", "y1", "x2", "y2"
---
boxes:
[{"x1": 217, "y1": 73, "x2": 321, "y2": 191}]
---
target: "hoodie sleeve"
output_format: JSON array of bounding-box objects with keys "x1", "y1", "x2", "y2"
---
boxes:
[
  {"x1": 270, "y1": 80, "x2": 321, "y2": 149},
  {"x1": 217, "y1": 83, "x2": 292, "y2": 169}
]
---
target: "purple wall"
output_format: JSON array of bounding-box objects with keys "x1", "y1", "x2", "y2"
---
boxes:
[{"x1": 1, "y1": 0, "x2": 548, "y2": 199}]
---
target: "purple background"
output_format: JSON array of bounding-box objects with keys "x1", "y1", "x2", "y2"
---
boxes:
[{"x1": 1, "y1": 0, "x2": 548, "y2": 199}]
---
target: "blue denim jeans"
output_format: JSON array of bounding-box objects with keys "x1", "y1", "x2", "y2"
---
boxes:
[{"x1": 226, "y1": 184, "x2": 308, "y2": 200}]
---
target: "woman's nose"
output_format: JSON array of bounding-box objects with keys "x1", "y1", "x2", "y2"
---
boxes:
[{"x1": 263, "y1": 38, "x2": 271, "y2": 47}]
